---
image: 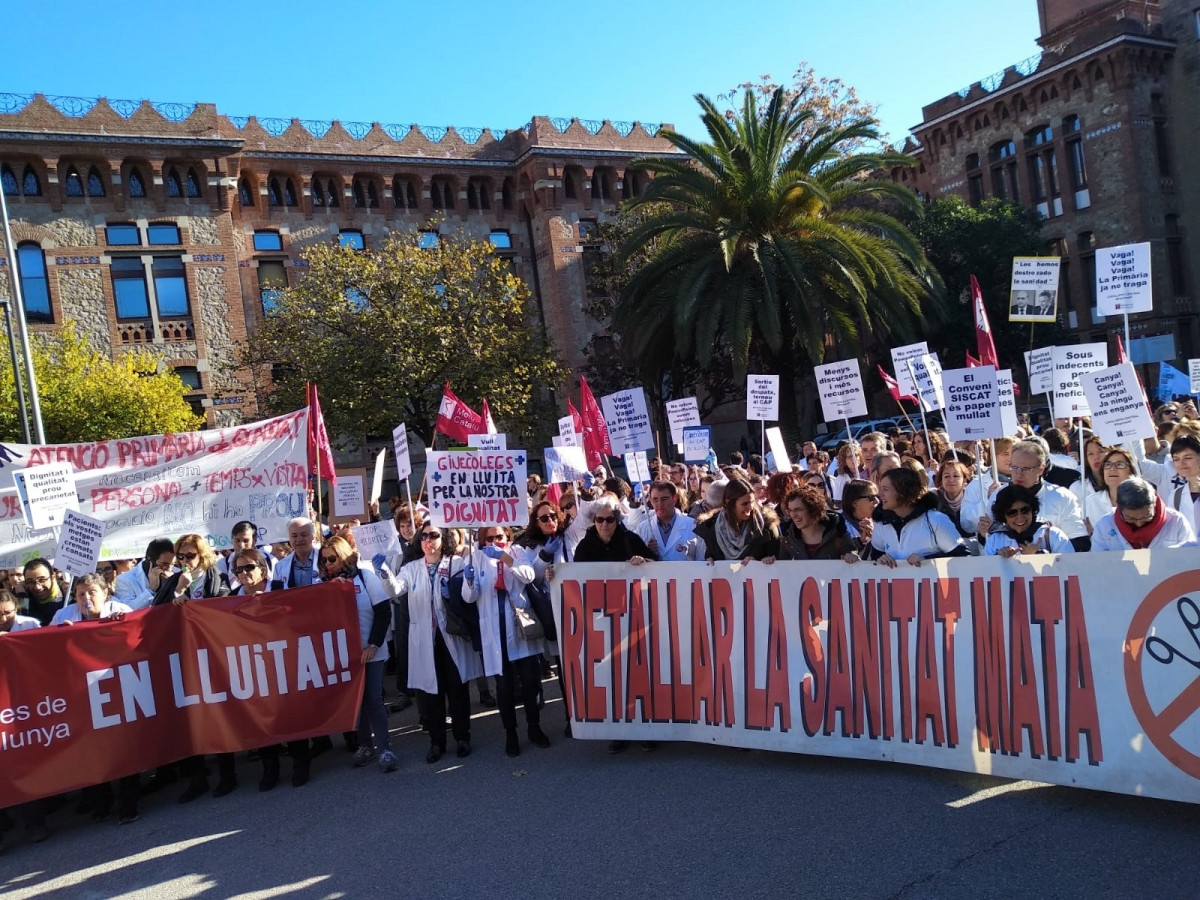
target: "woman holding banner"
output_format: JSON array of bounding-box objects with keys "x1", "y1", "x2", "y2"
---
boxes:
[
  {"x1": 983, "y1": 485, "x2": 1075, "y2": 556},
  {"x1": 694, "y1": 478, "x2": 780, "y2": 563},
  {"x1": 778, "y1": 485, "x2": 855, "y2": 561},
  {"x1": 861, "y1": 468, "x2": 966, "y2": 567}
]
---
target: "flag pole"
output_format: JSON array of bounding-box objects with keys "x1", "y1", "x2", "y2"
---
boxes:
[
  {"x1": 415, "y1": 422, "x2": 439, "y2": 506},
  {"x1": 893, "y1": 397, "x2": 917, "y2": 433}
]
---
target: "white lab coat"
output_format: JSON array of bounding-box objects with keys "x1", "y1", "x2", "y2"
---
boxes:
[
  {"x1": 633, "y1": 512, "x2": 704, "y2": 561},
  {"x1": 113, "y1": 561, "x2": 177, "y2": 610},
  {"x1": 1030, "y1": 482, "x2": 1087, "y2": 539},
  {"x1": 983, "y1": 523, "x2": 1075, "y2": 555},
  {"x1": 467, "y1": 549, "x2": 540, "y2": 676},
  {"x1": 396, "y1": 555, "x2": 483, "y2": 693},
  {"x1": 1090, "y1": 507, "x2": 1196, "y2": 551}
]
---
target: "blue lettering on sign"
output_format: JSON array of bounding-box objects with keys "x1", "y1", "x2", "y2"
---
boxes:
[{"x1": 0, "y1": 443, "x2": 25, "y2": 470}]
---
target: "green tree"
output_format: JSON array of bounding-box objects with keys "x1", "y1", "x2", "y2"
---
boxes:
[
  {"x1": 243, "y1": 230, "x2": 566, "y2": 448},
  {"x1": 0, "y1": 322, "x2": 204, "y2": 442},
  {"x1": 905, "y1": 196, "x2": 1064, "y2": 390},
  {"x1": 614, "y1": 87, "x2": 942, "y2": 434}
]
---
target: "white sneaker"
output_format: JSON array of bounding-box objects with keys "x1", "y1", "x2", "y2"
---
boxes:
[
  {"x1": 378, "y1": 750, "x2": 398, "y2": 773},
  {"x1": 351, "y1": 746, "x2": 376, "y2": 768}
]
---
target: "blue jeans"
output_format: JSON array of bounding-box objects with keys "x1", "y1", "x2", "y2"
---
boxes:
[{"x1": 357, "y1": 659, "x2": 391, "y2": 753}]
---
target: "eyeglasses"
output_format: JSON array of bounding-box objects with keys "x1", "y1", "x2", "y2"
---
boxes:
[
  {"x1": 481, "y1": 534, "x2": 504, "y2": 544},
  {"x1": 1010, "y1": 464, "x2": 1041, "y2": 475},
  {"x1": 234, "y1": 564, "x2": 259, "y2": 575},
  {"x1": 320, "y1": 555, "x2": 340, "y2": 564},
  {"x1": 1005, "y1": 506, "x2": 1033, "y2": 518},
  {"x1": 1120, "y1": 509, "x2": 1155, "y2": 526},
  {"x1": 593, "y1": 515, "x2": 617, "y2": 524},
  {"x1": 536, "y1": 514, "x2": 557, "y2": 523},
  {"x1": 1103, "y1": 461, "x2": 1131, "y2": 470},
  {"x1": 178, "y1": 552, "x2": 199, "y2": 561},
  {"x1": 99, "y1": 567, "x2": 115, "y2": 575},
  {"x1": 24, "y1": 576, "x2": 51, "y2": 586},
  {"x1": 420, "y1": 532, "x2": 441, "y2": 542}
]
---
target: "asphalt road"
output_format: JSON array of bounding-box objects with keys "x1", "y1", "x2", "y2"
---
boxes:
[{"x1": 2, "y1": 681, "x2": 1198, "y2": 900}]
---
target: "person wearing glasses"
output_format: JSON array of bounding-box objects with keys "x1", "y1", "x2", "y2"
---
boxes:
[
  {"x1": 977, "y1": 440, "x2": 1087, "y2": 550},
  {"x1": 20, "y1": 558, "x2": 65, "y2": 625},
  {"x1": 839, "y1": 479, "x2": 879, "y2": 553},
  {"x1": 319, "y1": 535, "x2": 398, "y2": 773},
  {"x1": 983, "y1": 485, "x2": 1075, "y2": 556},
  {"x1": 114, "y1": 538, "x2": 179, "y2": 610},
  {"x1": 1080, "y1": 447, "x2": 1138, "y2": 532},
  {"x1": 1091, "y1": 477, "x2": 1196, "y2": 550},
  {"x1": 465, "y1": 525, "x2": 552, "y2": 757},
  {"x1": 0, "y1": 588, "x2": 40, "y2": 634},
  {"x1": 393, "y1": 526, "x2": 480, "y2": 763}
]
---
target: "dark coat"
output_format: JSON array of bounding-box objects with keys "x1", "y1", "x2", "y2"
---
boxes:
[
  {"x1": 693, "y1": 510, "x2": 781, "y2": 561},
  {"x1": 573, "y1": 524, "x2": 657, "y2": 563},
  {"x1": 778, "y1": 511, "x2": 856, "y2": 561},
  {"x1": 152, "y1": 566, "x2": 231, "y2": 606}
]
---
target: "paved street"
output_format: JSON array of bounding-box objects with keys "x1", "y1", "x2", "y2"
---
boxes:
[{"x1": 2, "y1": 680, "x2": 1198, "y2": 900}]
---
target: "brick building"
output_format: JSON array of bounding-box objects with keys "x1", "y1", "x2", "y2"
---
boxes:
[
  {"x1": 0, "y1": 92, "x2": 679, "y2": 433},
  {"x1": 898, "y1": 0, "x2": 1198, "y2": 379}
]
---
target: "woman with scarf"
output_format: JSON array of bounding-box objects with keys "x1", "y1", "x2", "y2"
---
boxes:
[
  {"x1": 777, "y1": 485, "x2": 855, "y2": 561},
  {"x1": 934, "y1": 459, "x2": 976, "y2": 540},
  {"x1": 694, "y1": 477, "x2": 780, "y2": 563},
  {"x1": 1091, "y1": 477, "x2": 1196, "y2": 550},
  {"x1": 983, "y1": 485, "x2": 1075, "y2": 556},
  {"x1": 862, "y1": 467, "x2": 966, "y2": 567}
]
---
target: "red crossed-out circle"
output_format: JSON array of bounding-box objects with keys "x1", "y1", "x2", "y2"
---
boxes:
[{"x1": 1125, "y1": 569, "x2": 1200, "y2": 779}]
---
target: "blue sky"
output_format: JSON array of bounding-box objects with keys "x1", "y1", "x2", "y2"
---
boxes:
[{"x1": 2, "y1": 1, "x2": 1041, "y2": 144}]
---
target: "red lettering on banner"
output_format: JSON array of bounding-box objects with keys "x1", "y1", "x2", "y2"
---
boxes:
[
  {"x1": 744, "y1": 581, "x2": 768, "y2": 730},
  {"x1": 878, "y1": 580, "x2": 895, "y2": 741},
  {"x1": 690, "y1": 581, "x2": 714, "y2": 725},
  {"x1": 824, "y1": 580, "x2": 852, "y2": 737},
  {"x1": 1030, "y1": 576, "x2": 1063, "y2": 759},
  {"x1": 889, "y1": 579, "x2": 916, "y2": 742},
  {"x1": 936, "y1": 578, "x2": 961, "y2": 748},
  {"x1": 26, "y1": 441, "x2": 111, "y2": 471},
  {"x1": 799, "y1": 577, "x2": 825, "y2": 736},
  {"x1": 849, "y1": 579, "x2": 882, "y2": 739},
  {"x1": 206, "y1": 415, "x2": 302, "y2": 456},
  {"x1": 604, "y1": 581, "x2": 627, "y2": 722},
  {"x1": 764, "y1": 580, "x2": 791, "y2": 732},
  {"x1": 625, "y1": 580, "x2": 651, "y2": 722},
  {"x1": 668, "y1": 580, "x2": 693, "y2": 723},
  {"x1": 648, "y1": 580, "x2": 673, "y2": 723},
  {"x1": 90, "y1": 482, "x2": 182, "y2": 513},
  {"x1": 972, "y1": 577, "x2": 1010, "y2": 753},
  {"x1": 914, "y1": 580, "x2": 946, "y2": 745},
  {"x1": 711, "y1": 579, "x2": 735, "y2": 727},
  {"x1": 1064, "y1": 577, "x2": 1103, "y2": 764},
  {"x1": 583, "y1": 580, "x2": 608, "y2": 722},
  {"x1": 560, "y1": 580, "x2": 585, "y2": 722},
  {"x1": 116, "y1": 432, "x2": 207, "y2": 468},
  {"x1": 1008, "y1": 580, "x2": 1045, "y2": 757}
]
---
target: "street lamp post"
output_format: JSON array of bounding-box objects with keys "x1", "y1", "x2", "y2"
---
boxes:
[
  {"x1": 0, "y1": 296, "x2": 31, "y2": 442},
  {"x1": 0, "y1": 182, "x2": 46, "y2": 443}
]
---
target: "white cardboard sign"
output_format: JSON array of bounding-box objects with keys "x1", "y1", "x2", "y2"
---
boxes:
[
  {"x1": 665, "y1": 397, "x2": 701, "y2": 446},
  {"x1": 682, "y1": 427, "x2": 711, "y2": 464},
  {"x1": 370, "y1": 448, "x2": 387, "y2": 503},
  {"x1": 942, "y1": 365, "x2": 1004, "y2": 441},
  {"x1": 333, "y1": 474, "x2": 366, "y2": 518},
  {"x1": 392, "y1": 424, "x2": 412, "y2": 481},
  {"x1": 12, "y1": 462, "x2": 78, "y2": 531},
  {"x1": 765, "y1": 427, "x2": 791, "y2": 472},
  {"x1": 1052, "y1": 343, "x2": 1109, "y2": 418},
  {"x1": 53, "y1": 509, "x2": 105, "y2": 578},
  {"x1": 1190, "y1": 360, "x2": 1200, "y2": 395},
  {"x1": 746, "y1": 375, "x2": 780, "y2": 421},
  {"x1": 352, "y1": 520, "x2": 401, "y2": 561},
  {"x1": 1096, "y1": 242, "x2": 1152, "y2": 316},
  {"x1": 544, "y1": 446, "x2": 588, "y2": 484},
  {"x1": 815, "y1": 359, "x2": 868, "y2": 422},
  {"x1": 426, "y1": 450, "x2": 527, "y2": 528},
  {"x1": 996, "y1": 369, "x2": 1020, "y2": 437},
  {"x1": 468, "y1": 433, "x2": 507, "y2": 450},
  {"x1": 909, "y1": 353, "x2": 945, "y2": 412},
  {"x1": 1081, "y1": 363, "x2": 1156, "y2": 445},
  {"x1": 1024, "y1": 348, "x2": 1055, "y2": 395},
  {"x1": 601, "y1": 387, "x2": 655, "y2": 455},
  {"x1": 624, "y1": 451, "x2": 652, "y2": 484},
  {"x1": 891, "y1": 342, "x2": 929, "y2": 398}
]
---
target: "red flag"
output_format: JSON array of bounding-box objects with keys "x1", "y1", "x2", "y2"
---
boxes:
[
  {"x1": 578, "y1": 376, "x2": 611, "y2": 468},
  {"x1": 877, "y1": 365, "x2": 916, "y2": 403},
  {"x1": 971, "y1": 274, "x2": 1000, "y2": 369},
  {"x1": 481, "y1": 398, "x2": 498, "y2": 435},
  {"x1": 567, "y1": 398, "x2": 584, "y2": 435},
  {"x1": 436, "y1": 382, "x2": 484, "y2": 443},
  {"x1": 965, "y1": 352, "x2": 981, "y2": 368},
  {"x1": 307, "y1": 382, "x2": 337, "y2": 485}
]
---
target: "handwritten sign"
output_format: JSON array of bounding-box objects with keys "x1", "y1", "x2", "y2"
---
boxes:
[
  {"x1": 1096, "y1": 242, "x2": 1152, "y2": 315},
  {"x1": 53, "y1": 509, "x2": 105, "y2": 578},
  {"x1": 601, "y1": 387, "x2": 655, "y2": 455},
  {"x1": 746, "y1": 375, "x2": 780, "y2": 421},
  {"x1": 815, "y1": 359, "x2": 867, "y2": 422},
  {"x1": 544, "y1": 446, "x2": 588, "y2": 484},
  {"x1": 392, "y1": 424, "x2": 412, "y2": 481},
  {"x1": 1052, "y1": 343, "x2": 1109, "y2": 418},
  {"x1": 665, "y1": 397, "x2": 701, "y2": 446},
  {"x1": 352, "y1": 520, "x2": 400, "y2": 561},
  {"x1": 682, "y1": 426, "x2": 711, "y2": 464},
  {"x1": 426, "y1": 450, "x2": 527, "y2": 528},
  {"x1": 1081, "y1": 363, "x2": 1156, "y2": 444},
  {"x1": 624, "y1": 451, "x2": 652, "y2": 484}
]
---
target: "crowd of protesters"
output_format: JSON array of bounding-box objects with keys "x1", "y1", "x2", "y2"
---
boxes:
[{"x1": 3, "y1": 398, "x2": 1199, "y2": 852}]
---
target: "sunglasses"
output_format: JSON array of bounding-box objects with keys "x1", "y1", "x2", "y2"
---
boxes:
[
  {"x1": 593, "y1": 515, "x2": 617, "y2": 524},
  {"x1": 420, "y1": 532, "x2": 441, "y2": 541},
  {"x1": 537, "y1": 513, "x2": 557, "y2": 523},
  {"x1": 320, "y1": 555, "x2": 340, "y2": 564},
  {"x1": 1005, "y1": 506, "x2": 1033, "y2": 517},
  {"x1": 178, "y1": 552, "x2": 199, "y2": 561},
  {"x1": 560, "y1": 503, "x2": 576, "y2": 512},
  {"x1": 234, "y1": 564, "x2": 259, "y2": 575}
]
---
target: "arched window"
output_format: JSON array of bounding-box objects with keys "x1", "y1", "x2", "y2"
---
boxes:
[
  {"x1": 239, "y1": 176, "x2": 254, "y2": 207},
  {"x1": 268, "y1": 178, "x2": 283, "y2": 207},
  {"x1": 166, "y1": 168, "x2": 183, "y2": 198},
  {"x1": 284, "y1": 178, "x2": 297, "y2": 207},
  {"x1": 501, "y1": 178, "x2": 514, "y2": 211},
  {"x1": 327, "y1": 178, "x2": 340, "y2": 207},
  {"x1": 16, "y1": 243, "x2": 51, "y2": 321},
  {"x1": 405, "y1": 181, "x2": 417, "y2": 210},
  {"x1": 22, "y1": 166, "x2": 41, "y2": 196},
  {"x1": 353, "y1": 180, "x2": 365, "y2": 208},
  {"x1": 467, "y1": 181, "x2": 480, "y2": 210},
  {"x1": 366, "y1": 181, "x2": 379, "y2": 208},
  {"x1": 64, "y1": 167, "x2": 84, "y2": 197},
  {"x1": 87, "y1": 167, "x2": 105, "y2": 197},
  {"x1": 313, "y1": 179, "x2": 326, "y2": 207},
  {"x1": 1, "y1": 165, "x2": 17, "y2": 196},
  {"x1": 186, "y1": 169, "x2": 201, "y2": 198},
  {"x1": 564, "y1": 170, "x2": 578, "y2": 199},
  {"x1": 431, "y1": 177, "x2": 454, "y2": 210},
  {"x1": 127, "y1": 167, "x2": 146, "y2": 198}
]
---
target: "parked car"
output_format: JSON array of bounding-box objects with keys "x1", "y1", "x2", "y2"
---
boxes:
[{"x1": 816, "y1": 418, "x2": 899, "y2": 451}]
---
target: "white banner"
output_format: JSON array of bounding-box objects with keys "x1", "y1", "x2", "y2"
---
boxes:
[
  {"x1": 1081, "y1": 363, "x2": 1156, "y2": 445},
  {"x1": 942, "y1": 366, "x2": 1004, "y2": 441},
  {"x1": 0, "y1": 411, "x2": 309, "y2": 567},
  {"x1": 544, "y1": 446, "x2": 588, "y2": 484},
  {"x1": 392, "y1": 424, "x2": 412, "y2": 481},
  {"x1": 891, "y1": 342, "x2": 929, "y2": 398},
  {"x1": 552, "y1": 551, "x2": 1200, "y2": 804},
  {"x1": 601, "y1": 387, "x2": 655, "y2": 455},
  {"x1": 665, "y1": 397, "x2": 702, "y2": 446},
  {"x1": 426, "y1": 450, "x2": 527, "y2": 528},
  {"x1": 1010, "y1": 257, "x2": 1061, "y2": 323},
  {"x1": 1096, "y1": 242, "x2": 1153, "y2": 316},
  {"x1": 1052, "y1": 343, "x2": 1109, "y2": 418},
  {"x1": 815, "y1": 359, "x2": 868, "y2": 422},
  {"x1": 1025, "y1": 348, "x2": 1055, "y2": 395},
  {"x1": 746, "y1": 375, "x2": 780, "y2": 422},
  {"x1": 909, "y1": 353, "x2": 945, "y2": 412},
  {"x1": 996, "y1": 369, "x2": 1020, "y2": 437}
]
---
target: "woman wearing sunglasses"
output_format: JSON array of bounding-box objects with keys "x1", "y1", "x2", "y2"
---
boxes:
[
  {"x1": 983, "y1": 485, "x2": 1075, "y2": 557},
  {"x1": 393, "y1": 526, "x2": 482, "y2": 763},
  {"x1": 151, "y1": 533, "x2": 236, "y2": 803},
  {"x1": 319, "y1": 535, "x2": 398, "y2": 774}
]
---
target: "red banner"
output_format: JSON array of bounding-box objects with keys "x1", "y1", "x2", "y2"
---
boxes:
[{"x1": 0, "y1": 583, "x2": 363, "y2": 808}]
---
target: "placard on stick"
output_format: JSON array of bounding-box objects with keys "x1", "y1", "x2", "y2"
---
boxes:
[
  {"x1": 1096, "y1": 242, "x2": 1152, "y2": 316},
  {"x1": 942, "y1": 366, "x2": 1004, "y2": 441},
  {"x1": 1081, "y1": 363, "x2": 1156, "y2": 445},
  {"x1": 601, "y1": 387, "x2": 655, "y2": 454},
  {"x1": 665, "y1": 397, "x2": 701, "y2": 446},
  {"x1": 12, "y1": 462, "x2": 78, "y2": 531},
  {"x1": 1025, "y1": 348, "x2": 1055, "y2": 395},
  {"x1": 765, "y1": 427, "x2": 791, "y2": 472},
  {"x1": 890, "y1": 342, "x2": 929, "y2": 398},
  {"x1": 682, "y1": 426, "x2": 711, "y2": 464},
  {"x1": 815, "y1": 359, "x2": 867, "y2": 422},
  {"x1": 426, "y1": 450, "x2": 527, "y2": 528},
  {"x1": 746, "y1": 375, "x2": 780, "y2": 421},
  {"x1": 392, "y1": 424, "x2": 412, "y2": 481},
  {"x1": 1052, "y1": 343, "x2": 1109, "y2": 418},
  {"x1": 54, "y1": 509, "x2": 105, "y2": 578}
]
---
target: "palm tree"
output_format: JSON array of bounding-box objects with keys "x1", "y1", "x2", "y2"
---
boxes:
[{"x1": 615, "y1": 87, "x2": 942, "y2": 430}]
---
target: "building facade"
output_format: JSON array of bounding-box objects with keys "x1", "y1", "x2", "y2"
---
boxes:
[
  {"x1": 0, "y1": 92, "x2": 679, "y2": 430},
  {"x1": 900, "y1": 0, "x2": 1198, "y2": 377}
]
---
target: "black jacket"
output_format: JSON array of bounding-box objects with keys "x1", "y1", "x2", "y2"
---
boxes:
[
  {"x1": 152, "y1": 567, "x2": 231, "y2": 606},
  {"x1": 778, "y1": 511, "x2": 855, "y2": 561},
  {"x1": 694, "y1": 511, "x2": 781, "y2": 561},
  {"x1": 573, "y1": 524, "x2": 657, "y2": 563}
]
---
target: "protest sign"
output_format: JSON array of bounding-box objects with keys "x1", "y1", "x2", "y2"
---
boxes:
[
  {"x1": 601, "y1": 388, "x2": 655, "y2": 455},
  {"x1": 1096, "y1": 242, "x2": 1152, "y2": 316},
  {"x1": 1190, "y1": 360, "x2": 1200, "y2": 395},
  {"x1": 1052, "y1": 343, "x2": 1109, "y2": 418},
  {"x1": 941, "y1": 365, "x2": 1004, "y2": 441},
  {"x1": 12, "y1": 462, "x2": 77, "y2": 531},
  {"x1": 468, "y1": 434, "x2": 507, "y2": 451},
  {"x1": 53, "y1": 509, "x2": 106, "y2": 579},
  {"x1": 815, "y1": 359, "x2": 868, "y2": 422},
  {"x1": 544, "y1": 446, "x2": 588, "y2": 484},
  {"x1": 746, "y1": 375, "x2": 780, "y2": 421},
  {"x1": 1158, "y1": 362, "x2": 1192, "y2": 403},
  {"x1": 426, "y1": 450, "x2": 527, "y2": 528},
  {"x1": 910, "y1": 353, "x2": 945, "y2": 412},
  {"x1": 1009, "y1": 257, "x2": 1061, "y2": 323},
  {"x1": 891, "y1": 342, "x2": 929, "y2": 397},
  {"x1": 552, "y1": 550, "x2": 1200, "y2": 805},
  {"x1": 625, "y1": 451, "x2": 652, "y2": 484},
  {"x1": 665, "y1": 397, "x2": 702, "y2": 446},
  {"x1": 0, "y1": 411, "x2": 310, "y2": 568},
  {"x1": 1081, "y1": 363, "x2": 1156, "y2": 445},
  {"x1": 996, "y1": 369, "x2": 1020, "y2": 437},
  {"x1": 332, "y1": 471, "x2": 366, "y2": 520},
  {"x1": 765, "y1": 427, "x2": 791, "y2": 472},
  {"x1": 352, "y1": 520, "x2": 400, "y2": 561},
  {"x1": 0, "y1": 582, "x2": 363, "y2": 808},
  {"x1": 392, "y1": 424, "x2": 412, "y2": 481},
  {"x1": 1025, "y1": 347, "x2": 1055, "y2": 395},
  {"x1": 370, "y1": 449, "x2": 386, "y2": 503},
  {"x1": 682, "y1": 427, "x2": 711, "y2": 464},
  {"x1": 558, "y1": 416, "x2": 575, "y2": 438}
]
